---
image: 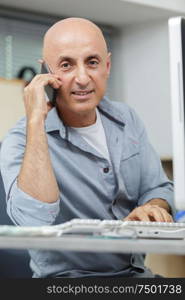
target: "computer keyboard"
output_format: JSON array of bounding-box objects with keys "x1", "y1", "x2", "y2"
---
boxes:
[
  {"x1": 119, "y1": 220, "x2": 185, "y2": 239},
  {"x1": 0, "y1": 219, "x2": 185, "y2": 239},
  {"x1": 54, "y1": 219, "x2": 185, "y2": 239}
]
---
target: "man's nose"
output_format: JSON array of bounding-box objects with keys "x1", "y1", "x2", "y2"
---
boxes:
[{"x1": 75, "y1": 66, "x2": 90, "y2": 86}]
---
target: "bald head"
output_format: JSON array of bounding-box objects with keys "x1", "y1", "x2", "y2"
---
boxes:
[
  {"x1": 42, "y1": 17, "x2": 108, "y2": 62},
  {"x1": 41, "y1": 17, "x2": 111, "y2": 126}
]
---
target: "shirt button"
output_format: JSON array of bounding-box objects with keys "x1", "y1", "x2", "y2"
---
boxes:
[{"x1": 103, "y1": 167, "x2": 109, "y2": 173}]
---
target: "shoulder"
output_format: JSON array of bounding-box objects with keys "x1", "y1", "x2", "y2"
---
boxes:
[
  {"x1": 110, "y1": 99, "x2": 135, "y2": 117},
  {"x1": 104, "y1": 97, "x2": 146, "y2": 136},
  {"x1": 1, "y1": 117, "x2": 27, "y2": 154}
]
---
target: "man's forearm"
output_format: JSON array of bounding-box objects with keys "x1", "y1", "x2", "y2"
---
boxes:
[{"x1": 17, "y1": 119, "x2": 60, "y2": 203}]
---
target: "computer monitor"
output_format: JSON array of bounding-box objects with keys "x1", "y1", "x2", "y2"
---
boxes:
[{"x1": 168, "y1": 17, "x2": 185, "y2": 210}]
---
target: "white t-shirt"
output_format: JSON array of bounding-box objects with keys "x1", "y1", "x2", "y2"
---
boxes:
[{"x1": 71, "y1": 108, "x2": 111, "y2": 164}]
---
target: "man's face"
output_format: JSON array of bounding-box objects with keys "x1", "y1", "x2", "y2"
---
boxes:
[{"x1": 47, "y1": 31, "x2": 111, "y2": 115}]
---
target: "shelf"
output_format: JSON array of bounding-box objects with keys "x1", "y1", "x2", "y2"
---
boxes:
[{"x1": 0, "y1": 0, "x2": 185, "y2": 28}]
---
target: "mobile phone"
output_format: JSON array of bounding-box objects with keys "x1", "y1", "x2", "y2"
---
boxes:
[{"x1": 41, "y1": 62, "x2": 58, "y2": 104}]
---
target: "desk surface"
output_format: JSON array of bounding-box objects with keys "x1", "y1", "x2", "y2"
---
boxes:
[{"x1": 0, "y1": 235, "x2": 185, "y2": 255}]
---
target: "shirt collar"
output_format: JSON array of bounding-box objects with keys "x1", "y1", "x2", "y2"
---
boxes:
[
  {"x1": 45, "y1": 107, "x2": 66, "y2": 138},
  {"x1": 98, "y1": 96, "x2": 125, "y2": 126},
  {"x1": 45, "y1": 96, "x2": 125, "y2": 135}
]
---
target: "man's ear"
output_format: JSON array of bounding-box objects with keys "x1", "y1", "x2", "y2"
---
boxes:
[{"x1": 106, "y1": 52, "x2": 111, "y2": 77}]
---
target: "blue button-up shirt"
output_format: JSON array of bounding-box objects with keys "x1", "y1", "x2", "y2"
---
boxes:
[{"x1": 0, "y1": 97, "x2": 174, "y2": 278}]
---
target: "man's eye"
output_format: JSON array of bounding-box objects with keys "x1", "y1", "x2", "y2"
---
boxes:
[
  {"x1": 61, "y1": 63, "x2": 71, "y2": 69},
  {"x1": 89, "y1": 60, "x2": 99, "y2": 66}
]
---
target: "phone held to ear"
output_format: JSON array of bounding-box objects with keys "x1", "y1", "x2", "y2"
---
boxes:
[{"x1": 41, "y1": 62, "x2": 58, "y2": 105}]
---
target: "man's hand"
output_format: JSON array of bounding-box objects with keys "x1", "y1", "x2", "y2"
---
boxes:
[
  {"x1": 124, "y1": 198, "x2": 173, "y2": 222},
  {"x1": 23, "y1": 74, "x2": 62, "y2": 123}
]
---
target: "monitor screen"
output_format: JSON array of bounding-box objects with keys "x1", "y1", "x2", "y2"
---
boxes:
[{"x1": 168, "y1": 17, "x2": 185, "y2": 210}]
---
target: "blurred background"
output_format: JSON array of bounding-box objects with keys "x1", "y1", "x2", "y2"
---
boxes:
[{"x1": 0, "y1": 0, "x2": 185, "y2": 277}]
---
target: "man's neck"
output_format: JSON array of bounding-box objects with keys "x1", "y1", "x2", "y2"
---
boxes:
[{"x1": 57, "y1": 107, "x2": 97, "y2": 128}]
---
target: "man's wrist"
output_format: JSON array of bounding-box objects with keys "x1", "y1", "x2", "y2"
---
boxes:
[
  {"x1": 145, "y1": 198, "x2": 171, "y2": 213},
  {"x1": 27, "y1": 116, "x2": 45, "y2": 128}
]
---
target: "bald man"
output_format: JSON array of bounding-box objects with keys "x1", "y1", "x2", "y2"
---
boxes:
[{"x1": 0, "y1": 18, "x2": 174, "y2": 278}]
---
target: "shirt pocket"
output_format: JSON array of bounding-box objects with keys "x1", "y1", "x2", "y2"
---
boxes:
[{"x1": 120, "y1": 143, "x2": 140, "y2": 200}]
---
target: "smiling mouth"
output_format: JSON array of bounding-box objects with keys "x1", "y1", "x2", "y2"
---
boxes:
[{"x1": 71, "y1": 90, "x2": 94, "y2": 96}]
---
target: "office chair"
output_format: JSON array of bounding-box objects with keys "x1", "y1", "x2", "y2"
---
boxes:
[{"x1": 0, "y1": 144, "x2": 32, "y2": 278}]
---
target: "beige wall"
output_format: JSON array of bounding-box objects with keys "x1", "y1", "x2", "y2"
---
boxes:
[{"x1": 0, "y1": 79, "x2": 25, "y2": 141}]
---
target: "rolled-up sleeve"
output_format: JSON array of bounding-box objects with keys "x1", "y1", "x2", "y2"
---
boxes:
[
  {"x1": 7, "y1": 179, "x2": 60, "y2": 226},
  {"x1": 137, "y1": 124, "x2": 175, "y2": 216},
  {"x1": 0, "y1": 118, "x2": 60, "y2": 227}
]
